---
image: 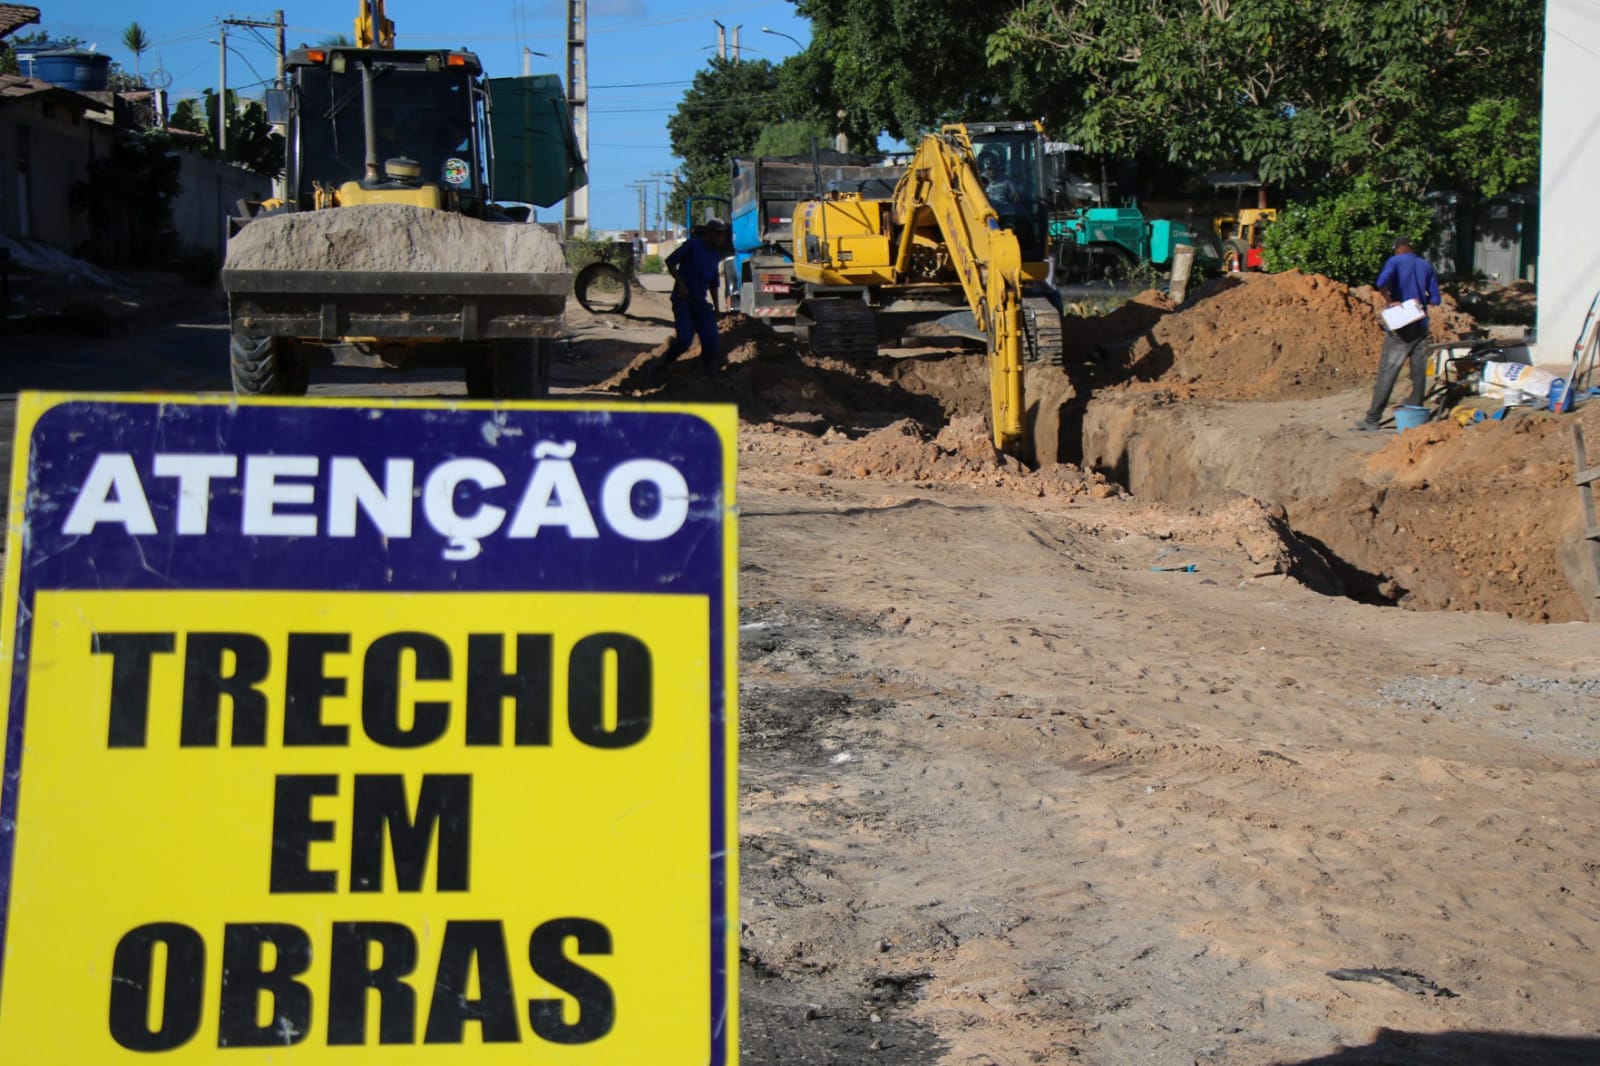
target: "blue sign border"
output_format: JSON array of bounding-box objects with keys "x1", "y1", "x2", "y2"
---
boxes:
[{"x1": 0, "y1": 394, "x2": 738, "y2": 1061}]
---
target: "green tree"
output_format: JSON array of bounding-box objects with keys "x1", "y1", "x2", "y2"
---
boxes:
[
  {"x1": 170, "y1": 97, "x2": 207, "y2": 135},
  {"x1": 199, "y1": 89, "x2": 285, "y2": 178},
  {"x1": 121, "y1": 21, "x2": 149, "y2": 82},
  {"x1": 71, "y1": 129, "x2": 183, "y2": 265},
  {"x1": 792, "y1": 0, "x2": 1056, "y2": 143},
  {"x1": 1263, "y1": 175, "x2": 1436, "y2": 284},
  {"x1": 0, "y1": 30, "x2": 52, "y2": 75},
  {"x1": 666, "y1": 57, "x2": 784, "y2": 218},
  {"x1": 1445, "y1": 98, "x2": 1540, "y2": 200},
  {"x1": 989, "y1": 0, "x2": 1543, "y2": 199},
  {"x1": 751, "y1": 119, "x2": 837, "y2": 157}
]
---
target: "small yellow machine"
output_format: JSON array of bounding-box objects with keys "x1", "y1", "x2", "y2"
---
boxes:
[{"x1": 791, "y1": 121, "x2": 1063, "y2": 457}]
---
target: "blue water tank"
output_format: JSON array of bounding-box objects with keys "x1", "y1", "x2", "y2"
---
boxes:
[{"x1": 24, "y1": 49, "x2": 111, "y2": 91}]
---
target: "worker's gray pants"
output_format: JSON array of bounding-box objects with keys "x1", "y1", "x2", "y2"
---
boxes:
[{"x1": 1364, "y1": 320, "x2": 1429, "y2": 424}]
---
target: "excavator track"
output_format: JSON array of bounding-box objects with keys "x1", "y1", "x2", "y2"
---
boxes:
[
  {"x1": 1023, "y1": 296, "x2": 1065, "y2": 366},
  {"x1": 798, "y1": 298, "x2": 879, "y2": 363}
]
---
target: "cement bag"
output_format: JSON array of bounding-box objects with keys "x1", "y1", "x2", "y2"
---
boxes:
[{"x1": 1482, "y1": 360, "x2": 1557, "y2": 400}]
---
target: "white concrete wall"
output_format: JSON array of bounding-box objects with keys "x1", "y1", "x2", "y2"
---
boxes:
[
  {"x1": 1536, "y1": 0, "x2": 1600, "y2": 364},
  {"x1": 172, "y1": 152, "x2": 272, "y2": 258}
]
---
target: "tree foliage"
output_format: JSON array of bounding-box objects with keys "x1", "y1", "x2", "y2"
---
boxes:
[
  {"x1": 71, "y1": 129, "x2": 182, "y2": 265},
  {"x1": 666, "y1": 57, "x2": 785, "y2": 218},
  {"x1": 989, "y1": 0, "x2": 1543, "y2": 199},
  {"x1": 175, "y1": 90, "x2": 284, "y2": 178},
  {"x1": 751, "y1": 119, "x2": 837, "y2": 157},
  {"x1": 792, "y1": 0, "x2": 1060, "y2": 143},
  {"x1": 121, "y1": 21, "x2": 149, "y2": 82},
  {"x1": 1263, "y1": 175, "x2": 1436, "y2": 284}
]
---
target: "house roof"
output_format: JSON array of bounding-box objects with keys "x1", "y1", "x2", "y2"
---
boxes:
[
  {"x1": 0, "y1": 6, "x2": 42, "y2": 40},
  {"x1": 0, "y1": 73, "x2": 111, "y2": 112}
]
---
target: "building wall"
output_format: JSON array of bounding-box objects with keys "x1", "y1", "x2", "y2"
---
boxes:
[
  {"x1": 172, "y1": 151, "x2": 271, "y2": 258},
  {"x1": 1536, "y1": 0, "x2": 1600, "y2": 361},
  {"x1": 0, "y1": 93, "x2": 112, "y2": 251}
]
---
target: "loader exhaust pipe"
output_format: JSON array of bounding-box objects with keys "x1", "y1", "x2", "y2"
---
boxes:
[{"x1": 361, "y1": 59, "x2": 380, "y2": 185}]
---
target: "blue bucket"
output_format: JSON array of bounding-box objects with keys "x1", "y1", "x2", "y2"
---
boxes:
[{"x1": 1393, "y1": 405, "x2": 1429, "y2": 432}]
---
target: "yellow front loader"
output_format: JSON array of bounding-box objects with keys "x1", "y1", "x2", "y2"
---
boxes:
[
  {"x1": 791, "y1": 121, "x2": 1062, "y2": 457},
  {"x1": 221, "y1": 0, "x2": 585, "y2": 397}
]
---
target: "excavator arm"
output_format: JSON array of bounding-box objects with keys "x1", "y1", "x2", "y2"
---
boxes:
[
  {"x1": 889, "y1": 128, "x2": 1027, "y2": 455},
  {"x1": 355, "y1": 0, "x2": 395, "y2": 48},
  {"x1": 789, "y1": 120, "x2": 1052, "y2": 458}
]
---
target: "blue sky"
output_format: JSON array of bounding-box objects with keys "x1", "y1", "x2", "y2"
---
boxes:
[{"x1": 34, "y1": 1, "x2": 815, "y2": 230}]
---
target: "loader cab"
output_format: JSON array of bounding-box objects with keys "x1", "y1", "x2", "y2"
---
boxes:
[
  {"x1": 967, "y1": 124, "x2": 1049, "y2": 263},
  {"x1": 282, "y1": 47, "x2": 490, "y2": 214}
]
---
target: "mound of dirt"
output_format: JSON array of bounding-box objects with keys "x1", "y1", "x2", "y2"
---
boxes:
[
  {"x1": 224, "y1": 204, "x2": 568, "y2": 274},
  {"x1": 1067, "y1": 271, "x2": 1476, "y2": 402},
  {"x1": 818, "y1": 415, "x2": 1119, "y2": 500},
  {"x1": 602, "y1": 315, "x2": 1118, "y2": 501},
  {"x1": 1292, "y1": 404, "x2": 1599, "y2": 621}
]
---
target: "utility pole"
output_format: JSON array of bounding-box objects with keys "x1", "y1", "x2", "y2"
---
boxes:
[
  {"x1": 651, "y1": 170, "x2": 674, "y2": 237},
  {"x1": 217, "y1": 25, "x2": 227, "y2": 158},
  {"x1": 564, "y1": 0, "x2": 589, "y2": 238},
  {"x1": 274, "y1": 10, "x2": 286, "y2": 198},
  {"x1": 713, "y1": 20, "x2": 726, "y2": 60},
  {"x1": 628, "y1": 181, "x2": 648, "y2": 243},
  {"x1": 217, "y1": 14, "x2": 292, "y2": 172},
  {"x1": 732, "y1": 25, "x2": 741, "y2": 61}
]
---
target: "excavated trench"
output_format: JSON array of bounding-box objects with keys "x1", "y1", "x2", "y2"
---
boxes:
[
  {"x1": 610, "y1": 272, "x2": 1597, "y2": 624},
  {"x1": 878, "y1": 352, "x2": 1597, "y2": 623}
]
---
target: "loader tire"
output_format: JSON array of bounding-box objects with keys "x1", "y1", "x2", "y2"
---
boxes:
[
  {"x1": 463, "y1": 356, "x2": 494, "y2": 398},
  {"x1": 230, "y1": 331, "x2": 308, "y2": 395},
  {"x1": 1222, "y1": 239, "x2": 1250, "y2": 273},
  {"x1": 489, "y1": 338, "x2": 552, "y2": 399}
]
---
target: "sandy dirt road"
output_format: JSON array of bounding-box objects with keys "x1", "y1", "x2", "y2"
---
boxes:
[
  {"x1": 7, "y1": 283, "x2": 1599, "y2": 1064},
  {"x1": 733, "y1": 459, "x2": 1599, "y2": 1065}
]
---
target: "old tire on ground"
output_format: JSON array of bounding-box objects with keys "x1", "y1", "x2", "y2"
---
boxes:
[
  {"x1": 230, "y1": 331, "x2": 308, "y2": 395},
  {"x1": 1222, "y1": 239, "x2": 1250, "y2": 273},
  {"x1": 574, "y1": 261, "x2": 632, "y2": 315},
  {"x1": 489, "y1": 338, "x2": 552, "y2": 399}
]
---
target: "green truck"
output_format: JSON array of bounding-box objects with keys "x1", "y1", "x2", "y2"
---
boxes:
[{"x1": 1050, "y1": 205, "x2": 1217, "y2": 283}]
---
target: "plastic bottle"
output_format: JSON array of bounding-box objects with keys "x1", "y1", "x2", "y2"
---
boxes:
[{"x1": 1549, "y1": 377, "x2": 1566, "y2": 411}]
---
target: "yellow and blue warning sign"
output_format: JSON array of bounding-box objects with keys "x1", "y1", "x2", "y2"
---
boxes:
[{"x1": 0, "y1": 394, "x2": 738, "y2": 1063}]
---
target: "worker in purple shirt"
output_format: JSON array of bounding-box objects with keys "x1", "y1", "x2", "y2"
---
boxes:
[
  {"x1": 647, "y1": 219, "x2": 731, "y2": 384},
  {"x1": 1354, "y1": 236, "x2": 1441, "y2": 431}
]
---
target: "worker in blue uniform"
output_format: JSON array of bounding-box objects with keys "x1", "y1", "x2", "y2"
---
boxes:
[
  {"x1": 647, "y1": 219, "x2": 731, "y2": 384},
  {"x1": 1354, "y1": 236, "x2": 1441, "y2": 431}
]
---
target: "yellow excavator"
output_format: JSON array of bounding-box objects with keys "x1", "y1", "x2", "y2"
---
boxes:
[{"x1": 790, "y1": 121, "x2": 1062, "y2": 457}]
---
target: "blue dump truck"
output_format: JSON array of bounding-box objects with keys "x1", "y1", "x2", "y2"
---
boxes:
[{"x1": 728, "y1": 151, "x2": 904, "y2": 332}]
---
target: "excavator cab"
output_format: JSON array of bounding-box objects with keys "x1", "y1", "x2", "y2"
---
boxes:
[{"x1": 968, "y1": 125, "x2": 1049, "y2": 264}]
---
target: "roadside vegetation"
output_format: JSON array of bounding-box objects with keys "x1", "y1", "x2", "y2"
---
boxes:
[{"x1": 668, "y1": 1, "x2": 1544, "y2": 284}]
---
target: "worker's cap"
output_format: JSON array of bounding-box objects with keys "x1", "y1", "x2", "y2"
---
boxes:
[{"x1": 703, "y1": 218, "x2": 729, "y2": 232}]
